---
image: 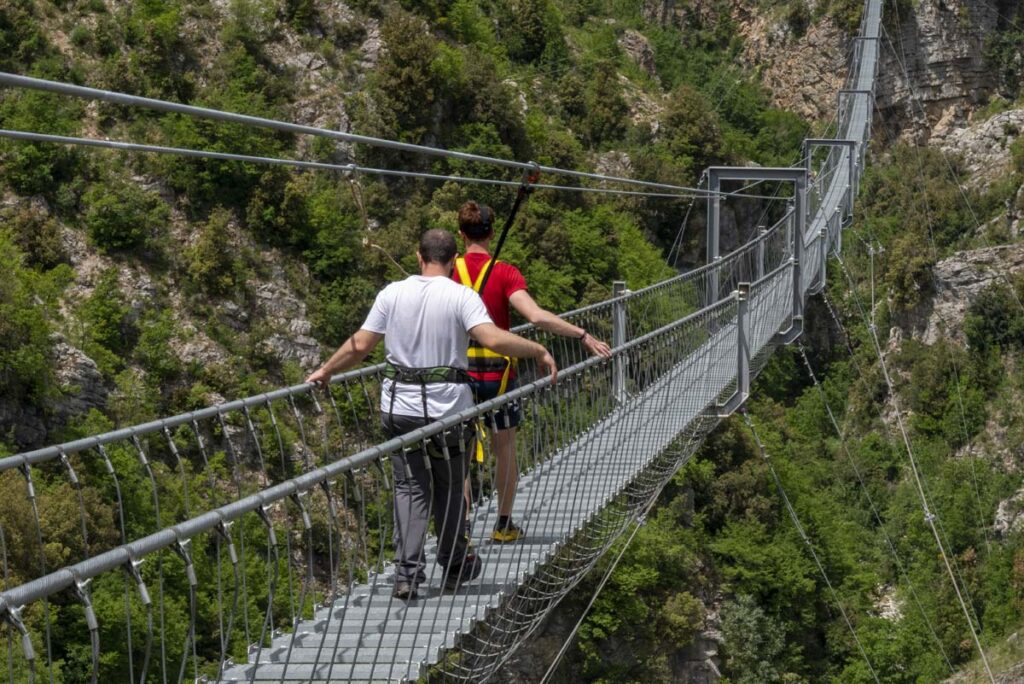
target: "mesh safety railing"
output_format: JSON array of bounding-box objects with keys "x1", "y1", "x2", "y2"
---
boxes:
[{"x1": 0, "y1": 0, "x2": 882, "y2": 677}]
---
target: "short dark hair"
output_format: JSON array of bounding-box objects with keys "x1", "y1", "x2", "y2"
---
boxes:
[
  {"x1": 419, "y1": 229, "x2": 457, "y2": 265},
  {"x1": 458, "y1": 201, "x2": 494, "y2": 239}
]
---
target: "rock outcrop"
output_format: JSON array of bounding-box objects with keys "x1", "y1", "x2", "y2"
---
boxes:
[
  {"x1": 50, "y1": 337, "x2": 108, "y2": 423},
  {"x1": 876, "y1": 0, "x2": 1002, "y2": 140},
  {"x1": 994, "y1": 489, "x2": 1024, "y2": 538},
  {"x1": 941, "y1": 108, "x2": 1024, "y2": 188},
  {"x1": 619, "y1": 29, "x2": 657, "y2": 76},
  {"x1": 737, "y1": 13, "x2": 848, "y2": 122},
  {"x1": 907, "y1": 243, "x2": 1024, "y2": 345}
]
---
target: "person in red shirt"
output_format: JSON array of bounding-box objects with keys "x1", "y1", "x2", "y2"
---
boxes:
[{"x1": 453, "y1": 201, "x2": 612, "y2": 542}]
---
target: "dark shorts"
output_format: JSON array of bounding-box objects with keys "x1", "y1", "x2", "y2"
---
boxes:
[{"x1": 472, "y1": 378, "x2": 523, "y2": 431}]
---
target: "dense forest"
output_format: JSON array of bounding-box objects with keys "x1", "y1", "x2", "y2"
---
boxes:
[{"x1": 1, "y1": 0, "x2": 1023, "y2": 681}]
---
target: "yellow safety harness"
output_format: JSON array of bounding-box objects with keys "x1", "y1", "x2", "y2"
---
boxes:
[
  {"x1": 454, "y1": 257, "x2": 516, "y2": 395},
  {"x1": 455, "y1": 256, "x2": 516, "y2": 463}
]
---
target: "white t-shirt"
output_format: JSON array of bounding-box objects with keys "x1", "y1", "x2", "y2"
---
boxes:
[{"x1": 361, "y1": 275, "x2": 493, "y2": 418}]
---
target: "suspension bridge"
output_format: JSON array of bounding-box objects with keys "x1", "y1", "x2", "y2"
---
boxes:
[{"x1": 0, "y1": 0, "x2": 887, "y2": 681}]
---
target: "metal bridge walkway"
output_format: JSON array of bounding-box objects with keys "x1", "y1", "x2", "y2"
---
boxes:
[
  {"x1": 221, "y1": 303, "x2": 748, "y2": 681},
  {"x1": 0, "y1": 0, "x2": 880, "y2": 681}
]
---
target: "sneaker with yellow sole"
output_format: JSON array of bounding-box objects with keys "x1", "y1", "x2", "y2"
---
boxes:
[{"x1": 491, "y1": 518, "x2": 523, "y2": 543}]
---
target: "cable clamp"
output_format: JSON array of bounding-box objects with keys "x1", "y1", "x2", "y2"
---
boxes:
[
  {"x1": 123, "y1": 555, "x2": 152, "y2": 606},
  {"x1": 924, "y1": 511, "x2": 936, "y2": 524},
  {"x1": 172, "y1": 538, "x2": 198, "y2": 588},
  {"x1": 3, "y1": 604, "x2": 34, "y2": 662},
  {"x1": 72, "y1": 574, "x2": 99, "y2": 632},
  {"x1": 132, "y1": 435, "x2": 149, "y2": 467},
  {"x1": 18, "y1": 464, "x2": 36, "y2": 500},
  {"x1": 290, "y1": 492, "x2": 313, "y2": 531},
  {"x1": 214, "y1": 521, "x2": 239, "y2": 566},
  {"x1": 256, "y1": 505, "x2": 278, "y2": 547},
  {"x1": 59, "y1": 449, "x2": 81, "y2": 488},
  {"x1": 521, "y1": 161, "x2": 541, "y2": 191}
]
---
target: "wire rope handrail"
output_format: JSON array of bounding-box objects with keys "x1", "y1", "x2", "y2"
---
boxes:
[{"x1": 0, "y1": 0, "x2": 886, "y2": 676}]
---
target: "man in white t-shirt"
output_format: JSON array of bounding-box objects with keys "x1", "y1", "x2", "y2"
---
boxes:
[{"x1": 306, "y1": 229, "x2": 556, "y2": 600}]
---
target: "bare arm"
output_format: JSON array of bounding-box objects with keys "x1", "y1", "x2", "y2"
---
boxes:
[
  {"x1": 469, "y1": 323, "x2": 558, "y2": 384},
  {"x1": 509, "y1": 290, "x2": 612, "y2": 358},
  {"x1": 305, "y1": 329, "x2": 383, "y2": 389}
]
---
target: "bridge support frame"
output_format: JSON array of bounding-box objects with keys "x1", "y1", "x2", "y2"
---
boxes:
[
  {"x1": 705, "y1": 166, "x2": 807, "y2": 342},
  {"x1": 612, "y1": 280, "x2": 628, "y2": 404},
  {"x1": 718, "y1": 282, "x2": 750, "y2": 416},
  {"x1": 802, "y1": 138, "x2": 858, "y2": 229}
]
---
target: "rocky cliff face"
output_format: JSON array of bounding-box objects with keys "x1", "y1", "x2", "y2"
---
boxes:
[
  {"x1": 875, "y1": 0, "x2": 1003, "y2": 141},
  {"x1": 736, "y1": 11, "x2": 848, "y2": 122}
]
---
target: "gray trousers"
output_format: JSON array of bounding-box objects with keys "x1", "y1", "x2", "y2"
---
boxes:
[{"x1": 382, "y1": 414, "x2": 472, "y2": 584}]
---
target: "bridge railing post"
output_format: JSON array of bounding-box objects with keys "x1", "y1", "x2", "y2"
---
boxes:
[
  {"x1": 819, "y1": 226, "x2": 828, "y2": 291},
  {"x1": 612, "y1": 280, "x2": 628, "y2": 404},
  {"x1": 737, "y1": 282, "x2": 750, "y2": 404},
  {"x1": 756, "y1": 226, "x2": 766, "y2": 280},
  {"x1": 792, "y1": 172, "x2": 806, "y2": 326},
  {"x1": 707, "y1": 170, "x2": 722, "y2": 304}
]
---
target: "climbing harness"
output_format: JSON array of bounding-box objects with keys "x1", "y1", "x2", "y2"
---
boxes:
[{"x1": 455, "y1": 257, "x2": 516, "y2": 464}]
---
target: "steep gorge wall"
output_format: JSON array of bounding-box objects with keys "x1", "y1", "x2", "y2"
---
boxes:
[{"x1": 875, "y1": 0, "x2": 1003, "y2": 141}]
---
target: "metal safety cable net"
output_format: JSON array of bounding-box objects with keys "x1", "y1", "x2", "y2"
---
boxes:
[{"x1": 0, "y1": 0, "x2": 881, "y2": 678}]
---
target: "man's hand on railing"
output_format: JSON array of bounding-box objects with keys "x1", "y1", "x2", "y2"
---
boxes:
[
  {"x1": 582, "y1": 333, "x2": 612, "y2": 359},
  {"x1": 538, "y1": 350, "x2": 558, "y2": 385},
  {"x1": 305, "y1": 367, "x2": 332, "y2": 391}
]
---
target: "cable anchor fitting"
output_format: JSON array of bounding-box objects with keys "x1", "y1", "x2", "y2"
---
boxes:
[
  {"x1": 2, "y1": 603, "x2": 35, "y2": 663},
  {"x1": 123, "y1": 556, "x2": 152, "y2": 607},
  {"x1": 214, "y1": 520, "x2": 239, "y2": 566},
  {"x1": 172, "y1": 538, "x2": 198, "y2": 588}
]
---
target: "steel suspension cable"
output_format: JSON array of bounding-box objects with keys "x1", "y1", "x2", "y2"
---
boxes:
[
  {"x1": 865, "y1": 89, "x2": 997, "y2": 556},
  {"x1": 0, "y1": 72, "x2": 727, "y2": 197},
  {"x1": 741, "y1": 410, "x2": 881, "y2": 684},
  {"x1": 796, "y1": 343, "x2": 955, "y2": 672},
  {"x1": 831, "y1": 253, "x2": 997, "y2": 682},
  {"x1": 0, "y1": 128, "x2": 787, "y2": 202}
]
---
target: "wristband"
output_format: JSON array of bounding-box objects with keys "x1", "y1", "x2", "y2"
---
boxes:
[{"x1": 579, "y1": 330, "x2": 588, "y2": 340}]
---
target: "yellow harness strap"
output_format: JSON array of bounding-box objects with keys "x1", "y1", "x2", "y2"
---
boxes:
[{"x1": 456, "y1": 256, "x2": 515, "y2": 462}]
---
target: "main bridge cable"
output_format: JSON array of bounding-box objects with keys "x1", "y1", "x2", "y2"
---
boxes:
[
  {"x1": 0, "y1": 71, "x2": 734, "y2": 198},
  {"x1": 863, "y1": 79, "x2": 996, "y2": 557},
  {"x1": 0, "y1": 128, "x2": 783, "y2": 202},
  {"x1": 830, "y1": 252, "x2": 997, "y2": 682},
  {"x1": 741, "y1": 410, "x2": 881, "y2": 684},
  {"x1": 795, "y1": 343, "x2": 955, "y2": 673}
]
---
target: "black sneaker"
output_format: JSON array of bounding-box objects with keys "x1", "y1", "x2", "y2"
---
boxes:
[
  {"x1": 392, "y1": 581, "x2": 418, "y2": 600},
  {"x1": 443, "y1": 553, "x2": 482, "y2": 590}
]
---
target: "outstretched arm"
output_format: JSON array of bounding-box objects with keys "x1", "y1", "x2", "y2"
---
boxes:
[
  {"x1": 469, "y1": 323, "x2": 558, "y2": 384},
  {"x1": 305, "y1": 329, "x2": 384, "y2": 389},
  {"x1": 509, "y1": 290, "x2": 612, "y2": 358}
]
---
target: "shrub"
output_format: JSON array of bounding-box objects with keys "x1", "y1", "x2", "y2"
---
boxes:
[
  {"x1": 79, "y1": 268, "x2": 133, "y2": 375},
  {"x1": 495, "y1": 0, "x2": 565, "y2": 64},
  {"x1": 0, "y1": 91, "x2": 82, "y2": 195},
  {"x1": 82, "y1": 179, "x2": 169, "y2": 253},
  {"x1": 134, "y1": 309, "x2": 182, "y2": 384},
  {"x1": 0, "y1": 231, "x2": 61, "y2": 404},
  {"x1": 964, "y1": 279, "x2": 1024, "y2": 353},
  {"x1": 185, "y1": 207, "x2": 248, "y2": 295},
  {"x1": 3, "y1": 204, "x2": 66, "y2": 268}
]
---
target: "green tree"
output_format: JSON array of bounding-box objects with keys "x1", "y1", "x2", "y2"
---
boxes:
[
  {"x1": 83, "y1": 179, "x2": 170, "y2": 253},
  {"x1": 720, "y1": 594, "x2": 790, "y2": 683}
]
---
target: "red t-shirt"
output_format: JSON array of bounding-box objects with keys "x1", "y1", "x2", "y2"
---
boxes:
[{"x1": 451, "y1": 252, "x2": 528, "y2": 331}]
